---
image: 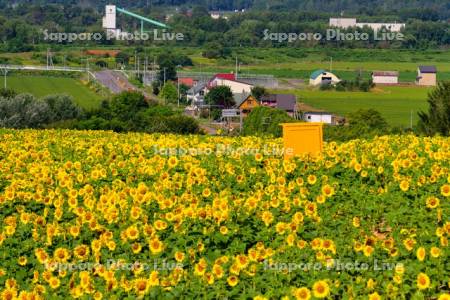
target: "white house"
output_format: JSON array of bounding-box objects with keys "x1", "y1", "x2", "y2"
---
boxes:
[
  {"x1": 302, "y1": 112, "x2": 333, "y2": 124},
  {"x1": 187, "y1": 82, "x2": 207, "y2": 106},
  {"x1": 309, "y1": 70, "x2": 341, "y2": 86},
  {"x1": 329, "y1": 18, "x2": 405, "y2": 32},
  {"x1": 208, "y1": 78, "x2": 253, "y2": 94},
  {"x1": 372, "y1": 71, "x2": 399, "y2": 84}
]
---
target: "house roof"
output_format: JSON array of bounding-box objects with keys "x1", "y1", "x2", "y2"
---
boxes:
[
  {"x1": 419, "y1": 66, "x2": 437, "y2": 73},
  {"x1": 303, "y1": 111, "x2": 333, "y2": 115},
  {"x1": 310, "y1": 69, "x2": 326, "y2": 79},
  {"x1": 233, "y1": 93, "x2": 249, "y2": 107},
  {"x1": 372, "y1": 71, "x2": 399, "y2": 77},
  {"x1": 187, "y1": 81, "x2": 206, "y2": 94},
  {"x1": 236, "y1": 95, "x2": 257, "y2": 108},
  {"x1": 260, "y1": 94, "x2": 296, "y2": 111},
  {"x1": 178, "y1": 77, "x2": 195, "y2": 87},
  {"x1": 214, "y1": 73, "x2": 236, "y2": 81}
]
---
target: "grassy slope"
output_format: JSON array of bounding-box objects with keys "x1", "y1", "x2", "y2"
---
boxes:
[
  {"x1": 275, "y1": 86, "x2": 431, "y2": 126},
  {"x1": 7, "y1": 76, "x2": 102, "y2": 109}
]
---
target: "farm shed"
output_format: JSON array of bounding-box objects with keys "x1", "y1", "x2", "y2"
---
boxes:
[{"x1": 372, "y1": 71, "x2": 399, "y2": 84}]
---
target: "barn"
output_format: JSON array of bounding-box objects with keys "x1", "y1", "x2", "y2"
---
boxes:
[
  {"x1": 416, "y1": 66, "x2": 437, "y2": 86},
  {"x1": 372, "y1": 71, "x2": 399, "y2": 85},
  {"x1": 309, "y1": 70, "x2": 341, "y2": 86}
]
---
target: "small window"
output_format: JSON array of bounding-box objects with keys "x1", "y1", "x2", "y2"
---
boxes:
[{"x1": 308, "y1": 116, "x2": 311, "y2": 120}]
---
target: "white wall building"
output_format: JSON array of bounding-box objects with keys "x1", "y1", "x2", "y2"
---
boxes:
[
  {"x1": 303, "y1": 112, "x2": 334, "y2": 124},
  {"x1": 329, "y1": 18, "x2": 405, "y2": 32},
  {"x1": 209, "y1": 78, "x2": 253, "y2": 94},
  {"x1": 372, "y1": 71, "x2": 399, "y2": 84}
]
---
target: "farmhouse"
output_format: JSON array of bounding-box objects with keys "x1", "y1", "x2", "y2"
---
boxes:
[
  {"x1": 208, "y1": 77, "x2": 253, "y2": 95},
  {"x1": 329, "y1": 18, "x2": 405, "y2": 32},
  {"x1": 372, "y1": 71, "x2": 399, "y2": 85},
  {"x1": 309, "y1": 70, "x2": 341, "y2": 86},
  {"x1": 416, "y1": 66, "x2": 437, "y2": 86},
  {"x1": 260, "y1": 94, "x2": 297, "y2": 117},
  {"x1": 186, "y1": 81, "x2": 207, "y2": 106},
  {"x1": 236, "y1": 95, "x2": 260, "y2": 116}
]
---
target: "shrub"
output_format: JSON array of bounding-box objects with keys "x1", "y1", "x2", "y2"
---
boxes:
[
  {"x1": 42, "y1": 94, "x2": 83, "y2": 123},
  {"x1": 0, "y1": 94, "x2": 50, "y2": 128},
  {"x1": 243, "y1": 106, "x2": 295, "y2": 137}
]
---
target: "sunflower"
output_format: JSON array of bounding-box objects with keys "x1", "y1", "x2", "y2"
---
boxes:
[
  {"x1": 131, "y1": 243, "x2": 142, "y2": 254},
  {"x1": 430, "y1": 247, "x2": 441, "y2": 258},
  {"x1": 220, "y1": 226, "x2": 228, "y2": 235},
  {"x1": 54, "y1": 248, "x2": 70, "y2": 263},
  {"x1": 292, "y1": 287, "x2": 311, "y2": 300},
  {"x1": 416, "y1": 247, "x2": 426, "y2": 261},
  {"x1": 167, "y1": 156, "x2": 178, "y2": 168},
  {"x1": 426, "y1": 196, "x2": 440, "y2": 209},
  {"x1": 254, "y1": 153, "x2": 263, "y2": 162},
  {"x1": 202, "y1": 188, "x2": 211, "y2": 198},
  {"x1": 312, "y1": 280, "x2": 330, "y2": 298},
  {"x1": 438, "y1": 294, "x2": 450, "y2": 300},
  {"x1": 174, "y1": 251, "x2": 185, "y2": 262},
  {"x1": 73, "y1": 245, "x2": 89, "y2": 260},
  {"x1": 49, "y1": 277, "x2": 60, "y2": 289},
  {"x1": 261, "y1": 211, "x2": 274, "y2": 226},
  {"x1": 441, "y1": 184, "x2": 450, "y2": 197},
  {"x1": 149, "y1": 238, "x2": 163, "y2": 254},
  {"x1": 134, "y1": 278, "x2": 149, "y2": 295},
  {"x1": 212, "y1": 264, "x2": 224, "y2": 278},
  {"x1": 126, "y1": 225, "x2": 139, "y2": 240},
  {"x1": 368, "y1": 292, "x2": 382, "y2": 300},
  {"x1": 416, "y1": 272, "x2": 430, "y2": 290},
  {"x1": 227, "y1": 275, "x2": 239, "y2": 287},
  {"x1": 307, "y1": 175, "x2": 317, "y2": 185},
  {"x1": 17, "y1": 256, "x2": 27, "y2": 266},
  {"x1": 399, "y1": 180, "x2": 409, "y2": 192},
  {"x1": 363, "y1": 245, "x2": 374, "y2": 257}
]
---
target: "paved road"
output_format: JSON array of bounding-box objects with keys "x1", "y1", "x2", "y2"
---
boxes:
[{"x1": 94, "y1": 70, "x2": 137, "y2": 94}]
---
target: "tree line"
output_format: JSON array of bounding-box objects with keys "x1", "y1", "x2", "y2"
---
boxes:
[{"x1": 0, "y1": 2, "x2": 448, "y2": 52}]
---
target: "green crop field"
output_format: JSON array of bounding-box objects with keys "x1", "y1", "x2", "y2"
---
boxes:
[
  {"x1": 275, "y1": 86, "x2": 433, "y2": 126},
  {"x1": 6, "y1": 76, "x2": 102, "y2": 109}
]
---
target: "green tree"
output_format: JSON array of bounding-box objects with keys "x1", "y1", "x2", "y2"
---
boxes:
[
  {"x1": 251, "y1": 86, "x2": 268, "y2": 100},
  {"x1": 348, "y1": 109, "x2": 389, "y2": 131},
  {"x1": 418, "y1": 81, "x2": 450, "y2": 136},
  {"x1": 110, "y1": 91, "x2": 148, "y2": 123},
  {"x1": 205, "y1": 86, "x2": 234, "y2": 108},
  {"x1": 160, "y1": 82, "x2": 178, "y2": 104},
  {"x1": 157, "y1": 54, "x2": 177, "y2": 83},
  {"x1": 243, "y1": 106, "x2": 294, "y2": 137}
]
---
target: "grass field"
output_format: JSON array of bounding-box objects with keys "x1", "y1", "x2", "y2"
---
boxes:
[
  {"x1": 7, "y1": 76, "x2": 102, "y2": 109},
  {"x1": 2, "y1": 48, "x2": 449, "y2": 81},
  {"x1": 276, "y1": 86, "x2": 432, "y2": 126}
]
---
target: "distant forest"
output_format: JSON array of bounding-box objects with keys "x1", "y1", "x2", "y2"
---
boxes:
[
  {"x1": 1, "y1": 0, "x2": 449, "y2": 17},
  {"x1": 0, "y1": 0, "x2": 448, "y2": 53}
]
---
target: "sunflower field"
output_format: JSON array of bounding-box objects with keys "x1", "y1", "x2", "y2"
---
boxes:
[{"x1": 0, "y1": 129, "x2": 449, "y2": 300}]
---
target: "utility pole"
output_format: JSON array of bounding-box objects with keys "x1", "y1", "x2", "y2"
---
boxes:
[
  {"x1": 235, "y1": 56, "x2": 238, "y2": 80},
  {"x1": 410, "y1": 109, "x2": 413, "y2": 129},
  {"x1": 163, "y1": 67, "x2": 166, "y2": 85},
  {"x1": 177, "y1": 77, "x2": 180, "y2": 107},
  {"x1": 135, "y1": 50, "x2": 137, "y2": 72},
  {"x1": 145, "y1": 56, "x2": 148, "y2": 85},
  {"x1": 2, "y1": 67, "x2": 8, "y2": 89},
  {"x1": 86, "y1": 58, "x2": 90, "y2": 83},
  {"x1": 137, "y1": 56, "x2": 140, "y2": 77}
]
